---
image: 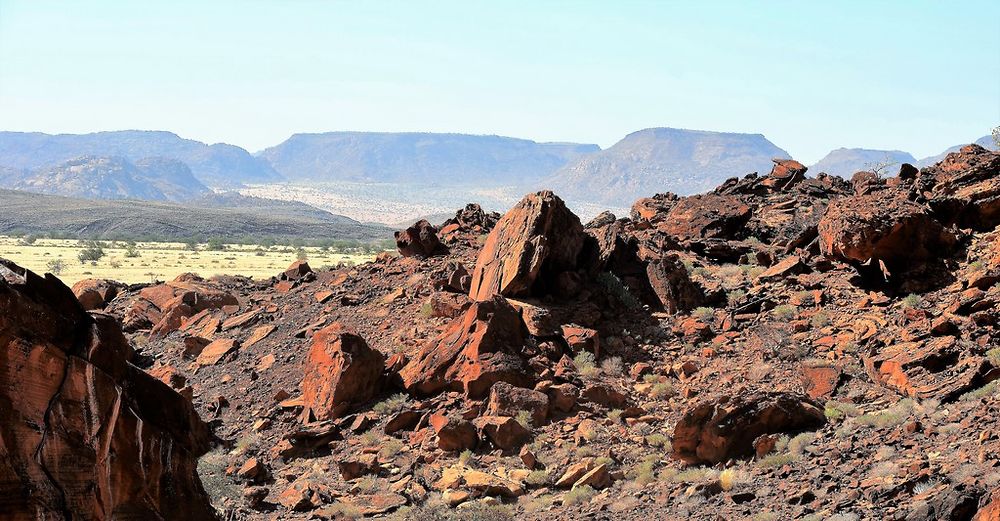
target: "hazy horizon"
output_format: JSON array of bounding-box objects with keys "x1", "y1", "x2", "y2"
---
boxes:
[{"x1": 1, "y1": 0, "x2": 998, "y2": 164}]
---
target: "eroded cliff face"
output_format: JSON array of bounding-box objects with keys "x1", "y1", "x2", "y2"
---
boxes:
[{"x1": 0, "y1": 259, "x2": 215, "y2": 521}]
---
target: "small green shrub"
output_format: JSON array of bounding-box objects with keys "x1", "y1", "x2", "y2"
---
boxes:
[
  {"x1": 692, "y1": 307, "x2": 714, "y2": 322},
  {"x1": 563, "y1": 485, "x2": 596, "y2": 505},
  {"x1": 902, "y1": 294, "x2": 921, "y2": 309},
  {"x1": 772, "y1": 304, "x2": 797, "y2": 321}
]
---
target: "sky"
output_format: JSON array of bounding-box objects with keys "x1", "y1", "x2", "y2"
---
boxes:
[{"x1": 0, "y1": 0, "x2": 997, "y2": 163}]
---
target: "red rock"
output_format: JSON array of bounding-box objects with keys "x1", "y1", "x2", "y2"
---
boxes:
[
  {"x1": 395, "y1": 219, "x2": 448, "y2": 257},
  {"x1": 244, "y1": 324, "x2": 276, "y2": 348},
  {"x1": 762, "y1": 158, "x2": 807, "y2": 190},
  {"x1": 399, "y1": 296, "x2": 532, "y2": 399},
  {"x1": 547, "y1": 383, "x2": 579, "y2": 413},
  {"x1": 864, "y1": 336, "x2": 993, "y2": 401},
  {"x1": 657, "y1": 193, "x2": 752, "y2": 243},
  {"x1": 581, "y1": 383, "x2": 629, "y2": 408},
  {"x1": 429, "y1": 413, "x2": 478, "y2": 452},
  {"x1": 819, "y1": 190, "x2": 959, "y2": 279},
  {"x1": 975, "y1": 488, "x2": 1000, "y2": 521},
  {"x1": 756, "y1": 255, "x2": 804, "y2": 282},
  {"x1": 561, "y1": 325, "x2": 600, "y2": 356},
  {"x1": 800, "y1": 364, "x2": 842, "y2": 399},
  {"x1": 672, "y1": 392, "x2": 826, "y2": 464},
  {"x1": 645, "y1": 255, "x2": 705, "y2": 314},
  {"x1": 71, "y1": 278, "x2": 123, "y2": 310},
  {"x1": 195, "y1": 338, "x2": 239, "y2": 366},
  {"x1": 428, "y1": 291, "x2": 471, "y2": 319},
  {"x1": 468, "y1": 191, "x2": 585, "y2": 301},
  {"x1": 301, "y1": 323, "x2": 385, "y2": 421},
  {"x1": 283, "y1": 260, "x2": 312, "y2": 280},
  {"x1": 0, "y1": 259, "x2": 214, "y2": 519},
  {"x1": 485, "y1": 381, "x2": 549, "y2": 426},
  {"x1": 474, "y1": 415, "x2": 530, "y2": 451},
  {"x1": 337, "y1": 453, "x2": 379, "y2": 480},
  {"x1": 920, "y1": 144, "x2": 1000, "y2": 231}
]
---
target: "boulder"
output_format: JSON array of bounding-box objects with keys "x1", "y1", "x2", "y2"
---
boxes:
[
  {"x1": 864, "y1": 336, "x2": 995, "y2": 402},
  {"x1": 399, "y1": 296, "x2": 532, "y2": 398},
  {"x1": 283, "y1": 260, "x2": 313, "y2": 280},
  {"x1": 469, "y1": 191, "x2": 585, "y2": 301},
  {"x1": 644, "y1": 254, "x2": 705, "y2": 314},
  {"x1": 302, "y1": 323, "x2": 385, "y2": 421},
  {"x1": 429, "y1": 413, "x2": 478, "y2": 452},
  {"x1": 485, "y1": 381, "x2": 549, "y2": 426},
  {"x1": 0, "y1": 259, "x2": 214, "y2": 520},
  {"x1": 71, "y1": 278, "x2": 124, "y2": 310},
  {"x1": 474, "y1": 416, "x2": 531, "y2": 451},
  {"x1": 919, "y1": 144, "x2": 1000, "y2": 230},
  {"x1": 818, "y1": 190, "x2": 959, "y2": 278},
  {"x1": 671, "y1": 391, "x2": 825, "y2": 464},
  {"x1": 762, "y1": 158, "x2": 807, "y2": 190},
  {"x1": 395, "y1": 219, "x2": 448, "y2": 257},
  {"x1": 657, "y1": 193, "x2": 752, "y2": 244}
]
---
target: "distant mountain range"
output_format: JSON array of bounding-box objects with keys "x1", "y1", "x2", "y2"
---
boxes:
[
  {"x1": 809, "y1": 136, "x2": 996, "y2": 177},
  {"x1": 543, "y1": 128, "x2": 791, "y2": 207},
  {"x1": 258, "y1": 131, "x2": 599, "y2": 185},
  {"x1": 0, "y1": 130, "x2": 280, "y2": 187},
  {"x1": 0, "y1": 128, "x2": 993, "y2": 223},
  {"x1": 808, "y1": 148, "x2": 917, "y2": 178}
]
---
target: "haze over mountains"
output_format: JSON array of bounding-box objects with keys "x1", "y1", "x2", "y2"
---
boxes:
[
  {"x1": 259, "y1": 132, "x2": 599, "y2": 185},
  {"x1": 808, "y1": 148, "x2": 918, "y2": 178},
  {"x1": 0, "y1": 130, "x2": 280, "y2": 187},
  {"x1": 0, "y1": 127, "x2": 992, "y2": 226},
  {"x1": 545, "y1": 128, "x2": 792, "y2": 207}
]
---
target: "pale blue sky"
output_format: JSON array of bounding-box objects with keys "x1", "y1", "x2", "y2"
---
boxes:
[{"x1": 1, "y1": 0, "x2": 997, "y2": 162}]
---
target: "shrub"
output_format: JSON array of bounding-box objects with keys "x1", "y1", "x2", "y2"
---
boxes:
[
  {"x1": 630, "y1": 455, "x2": 658, "y2": 485},
  {"x1": 124, "y1": 242, "x2": 141, "y2": 258},
  {"x1": 458, "y1": 449, "x2": 475, "y2": 466},
  {"x1": 197, "y1": 448, "x2": 240, "y2": 509},
  {"x1": 756, "y1": 453, "x2": 796, "y2": 468},
  {"x1": 296, "y1": 247, "x2": 308, "y2": 261},
  {"x1": 772, "y1": 305, "x2": 797, "y2": 321},
  {"x1": 45, "y1": 259, "x2": 65, "y2": 276},
  {"x1": 824, "y1": 400, "x2": 861, "y2": 421},
  {"x1": 727, "y1": 289, "x2": 746, "y2": 305},
  {"x1": 856, "y1": 399, "x2": 915, "y2": 427},
  {"x1": 563, "y1": 485, "x2": 596, "y2": 505},
  {"x1": 372, "y1": 393, "x2": 409, "y2": 415},
  {"x1": 692, "y1": 307, "x2": 714, "y2": 322},
  {"x1": 600, "y1": 356, "x2": 623, "y2": 375},
  {"x1": 596, "y1": 272, "x2": 640, "y2": 309},
  {"x1": 77, "y1": 241, "x2": 105, "y2": 263},
  {"x1": 206, "y1": 238, "x2": 226, "y2": 251},
  {"x1": 645, "y1": 434, "x2": 669, "y2": 447},
  {"x1": 649, "y1": 381, "x2": 676, "y2": 399},
  {"x1": 960, "y1": 380, "x2": 998, "y2": 402},
  {"x1": 515, "y1": 410, "x2": 533, "y2": 430},
  {"x1": 379, "y1": 438, "x2": 405, "y2": 459},
  {"x1": 607, "y1": 409, "x2": 623, "y2": 423},
  {"x1": 810, "y1": 311, "x2": 830, "y2": 328},
  {"x1": 986, "y1": 347, "x2": 1000, "y2": 367},
  {"x1": 525, "y1": 470, "x2": 550, "y2": 486},
  {"x1": 574, "y1": 351, "x2": 600, "y2": 379},
  {"x1": 903, "y1": 294, "x2": 921, "y2": 309}
]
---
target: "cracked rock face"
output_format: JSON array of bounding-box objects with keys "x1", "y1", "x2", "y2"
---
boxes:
[{"x1": 0, "y1": 259, "x2": 215, "y2": 520}]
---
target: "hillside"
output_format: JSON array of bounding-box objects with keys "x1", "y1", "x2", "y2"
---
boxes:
[
  {"x1": 6, "y1": 155, "x2": 210, "y2": 202},
  {"x1": 809, "y1": 148, "x2": 918, "y2": 177},
  {"x1": 0, "y1": 189, "x2": 390, "y2": 242},
  {"x1": 544, "y1": 127, "x2": 791, "y2": 207},
  {"x1": 0, "y1": 130, "x2": 282, "y2": 186},
  {"x1": 258, "y1": 131, "x2": 599, "y2": 185}
]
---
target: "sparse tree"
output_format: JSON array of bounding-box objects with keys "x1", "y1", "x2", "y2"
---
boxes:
[
  {"x1": 124, "y1": 241, "x2": 141, "y2": 258},
  {"x1": 865, "y1": 153, "x2": 898, "y2": 179},
  {"x1": 206, "y1": 238, "x2": 226, "y2": 251},
  {"x1": 77, "y1": 241, "x2": 105, "y2": 264},
  {"x1": 46, "y1": 259, "x2": 65, "y2": 276}
]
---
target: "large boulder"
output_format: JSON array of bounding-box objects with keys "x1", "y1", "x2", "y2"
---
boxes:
[
  {"x1": 71, "y1": 278, "x2": 124, "y2": 310},
  {"x1": 0, "y1": 259, "x2": 214, "y2": 520},
  {"x1": 399, "y1": 296, "x2": 532, "y2": 398},
  {"x1": 864, "y1": 336, "x2": 995, "y2": 402},
  {"x1": 920, "y1": 144, "x2": 1000, "y2": 230},
  {"x1": 656, "y1": 193, "x2": 752, "y2": 244},
  {"x1": 818, "y1": 190, "x2": 959, "y2": 278},
  {"x1": 469, "y1": 191, "x2": 585, "y2": 301},
  {"x1": 395, "y1": 219, "x2": 448, "y2": 257},
  {"x1": 124, "y1": 273, "x2": 239, "y2": 334},
  {"x1": 302, "y1": 323, "x2": 385, "y2": 421},
  {"x1": 672, "y1": 391, "x2": 825, "y2": 465}
]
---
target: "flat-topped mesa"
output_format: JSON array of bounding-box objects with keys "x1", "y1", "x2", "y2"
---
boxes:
[
  {"x1": 468, "y1": 190, "x2": 587, "y2": 301},
  {"x1": 0, "y1": 259, "x2": 214, "y2": 520}
]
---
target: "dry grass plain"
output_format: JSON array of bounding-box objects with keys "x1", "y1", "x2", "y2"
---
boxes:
[{"x1": 0, "y1": 236, "x2": 378, "y2": 286}]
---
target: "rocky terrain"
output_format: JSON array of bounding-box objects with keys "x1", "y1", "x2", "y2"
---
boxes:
[
  {"x1": 2, "y1": 145, "x2": 1000, "y2": 520},
  {"x1": 809, "y1": 148, "x2": 918, "y2": 179}
]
